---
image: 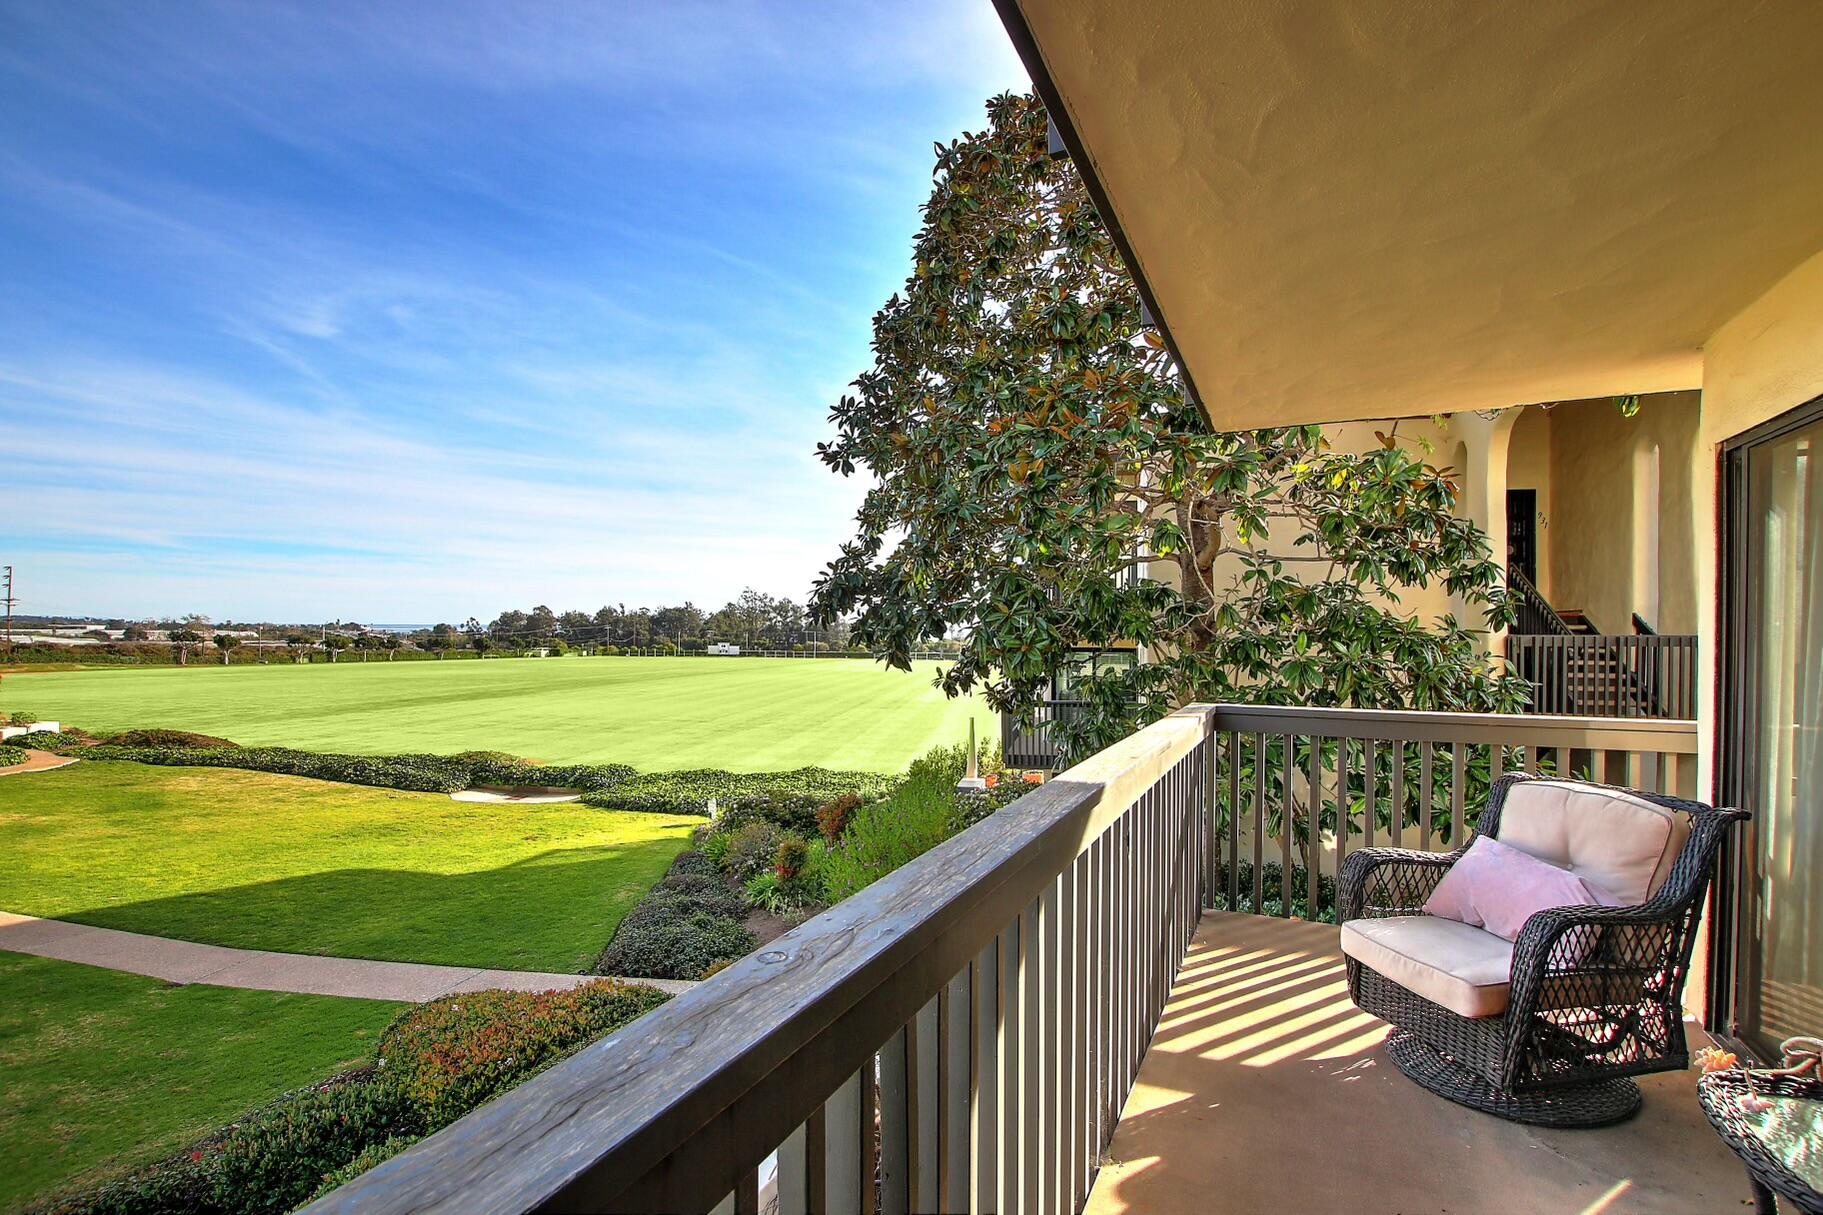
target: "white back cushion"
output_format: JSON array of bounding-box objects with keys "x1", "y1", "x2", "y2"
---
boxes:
[{"x1": 1495, "y1": 779, "x2": 1691, "y2": 906}]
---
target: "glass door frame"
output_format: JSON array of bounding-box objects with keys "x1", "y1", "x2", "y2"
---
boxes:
[{"x1": 1712, "y1": 392, "x2": 1823, "y2": 1053}]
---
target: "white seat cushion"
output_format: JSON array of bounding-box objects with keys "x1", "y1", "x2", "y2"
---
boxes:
[
  {"x1": 1341, "y1": 915, "x2": 1514, "y2": 1018},
  {"x1": 1496, "y1": 779, "x2": 1691, "y2": 906}
]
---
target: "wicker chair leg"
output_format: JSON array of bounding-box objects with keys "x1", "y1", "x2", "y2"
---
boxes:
[{"x1": 1385, "y1": 1030, "x2": 1643, "y2": 1129}]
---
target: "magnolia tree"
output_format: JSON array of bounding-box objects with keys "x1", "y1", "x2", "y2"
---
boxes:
[{"x1": 811, "y1": 93, "x2": 1528, "y2": 776}]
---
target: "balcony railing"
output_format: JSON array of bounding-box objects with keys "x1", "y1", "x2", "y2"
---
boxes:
[
  {"x1": 1204, "y1": 705, "x2": 1697, "y2": 917},
  {"x1": 303, "y1": 703, "x2": 1696, "y2": 1215},
  {"x1": 1001, "y1": 698, "x2": 1089, "y2": 769},
  {"x1": 1506, "y1": 632, "x2": 1699, "y2": 719}
]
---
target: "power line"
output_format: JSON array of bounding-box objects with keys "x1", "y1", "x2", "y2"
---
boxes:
[{"x1": 1, "y1": 566, "x2": 15, "y2": 654}]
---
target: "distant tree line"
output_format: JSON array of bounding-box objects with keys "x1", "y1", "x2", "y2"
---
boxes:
[{"x1": 458, "y1": 589, "x2": 873, "y2": 654}]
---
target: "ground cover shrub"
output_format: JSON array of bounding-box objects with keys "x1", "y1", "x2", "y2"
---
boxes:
[
  {"x1": 0, "y1": 743, "x2": 29, "y2": 766},
  {"x1": 6, "y1": 729, "x2": 86, "y2": 752},
  {"x1": 582, "y1": 766, "x2": 894, "y2": 816},
  {"x1": 595, "y1": 909, "x2": 754, "y2": 980},
  {"x1": 210, "y1": 1076, "x2": 418, "y2": 1213},
  {"x1": 30, "y1": 982, "x2": 670, "y2": 1215},
  {"x1": 651, "y1": 872, "x2": 747, "y2": 918}
]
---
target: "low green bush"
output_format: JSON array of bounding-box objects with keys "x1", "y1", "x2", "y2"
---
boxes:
[
  {"x1": 595, "y1": 910, "x2": 754, "y2": 980},
  {"x1": 651, "y1": 873, "x2": 747, "y2": 918},
  {"x1": 0, "y1": 744, "x2": 29, "y2": 767},
  {"x1": 211, "y1": 1077, "x2": 417, "y2": 1213},
  {"x1": 621, "y1": 885, "x2": 746, "y2": 929},
  {"x1": 581, "y1": 766, "x2": 894, "y2": 816},
  {"x1": 664, "y1": 849, "x2": 721, "y2": 879},
  {"x1": 7, "y1": 730, "x2": 84, "y2": 753},
  {"x1": 377, "y1": 982, "x2": 670, "y2": 1130}
]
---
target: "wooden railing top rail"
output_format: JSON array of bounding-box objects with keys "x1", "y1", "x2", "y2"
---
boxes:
[
  {"x1": 1206, "y1": 704, "x2": 1697, "y2": 752},
  {"x1": 304, "y1": 708, "x2": 1214, "y2": 1215}
]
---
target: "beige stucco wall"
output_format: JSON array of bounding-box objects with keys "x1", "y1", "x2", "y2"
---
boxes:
[
  {"x1": 1546, "y1": 392, "x2": 1702, "y2": 635},
  {"x1": 1693, "y1": 246, "x2": 1823, "y2": 803}
]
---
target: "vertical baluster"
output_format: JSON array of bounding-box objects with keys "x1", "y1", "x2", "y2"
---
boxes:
[
  {"x1": 1035, "y1": 883, "x2": 1058, "y2": 1215},
  {"x1": 1055, "y1": 862, "x2": 1075, "y2": 1212},
  {"x1": 1251, "y1": 733, "x2": 1265, "y2": 911},
  {"x1": 1334, "y1": 729, "x2": 1349, "y2": 879},
  {"x1": 861, "y1": 1057, "x2": 879, "y2": 1215},
  {"x1": 970, "y1": 942, "x2": 997, "y2": 1215},
  {"x1": 997, "y1": 915, "x2": 1022, "y2": 1215},
  {"x1": 1073, "y1": 849, "x2": 1091, "y2": 1205},
  {"x1": 1419, "y1": 741, "x2": 1434, "y2": 852},
  {"x1": 1450, "y1": 743, "x2": 1467, "y2": 846},
  {"x1": 737, "y1": 1166, "x2": 760, "y2": 1215},
  {"x1": 1523, "y1": 742, "x2": 1540, "y2": 774},
  {"x1": 1364, "y1": 738, "x2": 1378, "y2": 850},
  {"x1": 778, "y1": 1122, "x2": 809, "y2": 1215},
  {"x1": 939, "y1": 972, "x2": 968, "y2": 1214},
  {"x1": 1203, "y1": 734, "x2": 1217, "y2": 910},
  {"x1": 1389, "y1": 739, "x2": 1404, "y2": 848},
  {"x1": 1307, "y1": 735, "x2": 1323, "y2": 919},
  {"x1": 1226, "y1": 732, "x2": 1242, "y2": 908},
  {"x1": 1277, "y1": 736, "x2": 1294, "y2": 916},
  {"x1": 823, "y1": 1070, "x2": 864, "y2": 1215},
  {"x1": 880, "y1": 1027, "x2": 910, "y2": 1215}
]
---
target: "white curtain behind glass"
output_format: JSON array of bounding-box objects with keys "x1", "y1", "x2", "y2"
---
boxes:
[{"x1": 1755, "y1": 426, "x2": 1822, "y2": 1043}]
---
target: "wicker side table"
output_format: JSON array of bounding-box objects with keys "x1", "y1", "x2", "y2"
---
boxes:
[{"x1": 1698, "y1": 1069, "x2": 1823, "y2": 1215}]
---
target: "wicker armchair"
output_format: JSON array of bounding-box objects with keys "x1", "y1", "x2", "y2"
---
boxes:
[{"x1": 1339, "y1": 772, "x2": 1748, "y2": 1128}]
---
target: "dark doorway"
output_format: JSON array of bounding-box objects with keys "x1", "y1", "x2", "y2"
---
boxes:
[
  {"x1": 1506, "y1": 489, "x2": 1538, "y2": 585},
  {"x1": 1718, "y1": 394, "x2": 1823, "y2": 1056}
]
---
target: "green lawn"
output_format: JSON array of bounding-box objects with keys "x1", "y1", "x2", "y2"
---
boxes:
[
  {"x1": 0, "y1": 951, "x2": 399, "y2": 1212},
  {"x1": 0, "y1": 762, "x2": 697, "y2": 972},
  {"x1": 0, "y1": 656, "x2": 993, "y2": 772}
]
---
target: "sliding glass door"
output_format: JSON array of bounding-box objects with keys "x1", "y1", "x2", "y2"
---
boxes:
[{"x1": 1723, "y1": 397, "x2": 1823, "y2": 1056}]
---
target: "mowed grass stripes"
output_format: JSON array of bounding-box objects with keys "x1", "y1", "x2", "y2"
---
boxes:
[{"x1": 0, "y1": 656, "x2": 995, "y2": 772}]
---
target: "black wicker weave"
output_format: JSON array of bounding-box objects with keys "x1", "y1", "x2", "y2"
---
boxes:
[
  {"x1": 1698, "y1": 1069, "x2": 1823, "y2": 1214},
  {"x1": 1340, "y1": 772, "x2": 1749, "y2": 1128}
]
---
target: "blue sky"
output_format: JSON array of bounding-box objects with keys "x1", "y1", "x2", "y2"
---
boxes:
[{"x1": 0, "y1": 1, "x2": 1027, "y2": 623}]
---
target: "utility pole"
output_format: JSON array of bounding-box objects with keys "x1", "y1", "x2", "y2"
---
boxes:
[{"x1": 1, "y1": 566, "x2": 15, "y2": 654}]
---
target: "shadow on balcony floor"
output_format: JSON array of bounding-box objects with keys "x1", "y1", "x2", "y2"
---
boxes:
[{"x1": 1088, "y1": 912, "x2": 1749, "y2": 1215}]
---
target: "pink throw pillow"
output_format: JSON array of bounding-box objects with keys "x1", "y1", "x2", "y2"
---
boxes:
[{"x1": 1425, "y1": 835, "x2": 1619, "y2": 943}]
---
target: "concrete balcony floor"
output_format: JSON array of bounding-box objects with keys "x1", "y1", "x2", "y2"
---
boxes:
[{"x1": 1087, "y1": 912, "x2": 1750, "y2": 1215}]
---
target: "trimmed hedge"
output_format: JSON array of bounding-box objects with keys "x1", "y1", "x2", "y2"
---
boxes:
[
  {"x1": 70, "y1": 743, "x2": 638, "y2": 797},
  {"x1": 582, "y1": 766, "x2": 895, "y2": 817},
  {"x1": 30, "y1": 981, "x2": 669, "y2": 1215}
]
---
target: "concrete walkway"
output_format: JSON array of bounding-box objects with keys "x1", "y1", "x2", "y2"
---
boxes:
[
  {"x1": 0, "y1": 912, "x2": 695, "y2": 1001},
  {"x1": 0, "y1": 748, "x2": 79, "y2": 776}
]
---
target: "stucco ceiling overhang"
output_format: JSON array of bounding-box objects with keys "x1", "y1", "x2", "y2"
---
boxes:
[{"x1": 994, "y1": 0, "x2": 1823, "y2": 428}]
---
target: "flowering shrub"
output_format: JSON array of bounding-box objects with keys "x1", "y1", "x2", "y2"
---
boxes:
[
  {"x1": 0, "y1": 744, "x2": 29, "y2": 767},
  {"x1": 378, "y1": 981, "x2": 670, "y2": 1130},
  {"x1": 723, "y1": 821, "x2": 790, "y2": 881},
  {"x1": 815, "y1": 793, "x2": 862, "y2": 841}
]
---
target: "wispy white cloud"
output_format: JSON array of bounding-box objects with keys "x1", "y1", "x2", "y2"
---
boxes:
[{"x1": 0, "y1": 0, "x2": 1028, "y2": 620}]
